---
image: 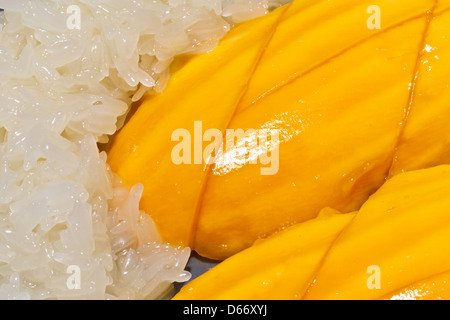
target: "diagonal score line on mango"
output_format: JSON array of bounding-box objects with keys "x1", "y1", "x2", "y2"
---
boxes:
[
  {"x1": 108, "y1": 2, "x2": 292, "y2": 256},
  {"x1": 174, "y1": 164, "x2": 450, "y2": 300},
  {"x1": 107, "y1": 0, "x2": 450, "y2": 283}
]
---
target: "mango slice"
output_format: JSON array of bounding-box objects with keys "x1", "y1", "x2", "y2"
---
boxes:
[
  {"x1": 238, "y1": 0, "x2": 435, "y2": 110},
  {"x1": 108, "y1": 0, "x2": 440, "y2": 260},
  {"x1": 173, "y1": 208, "x2": 355, "y2": 300},
  {"x1": 107, "y1": 5, "x2": 290, "y2": 248},
  {"x1": 195, "y1": 14, "x2": 429, "y2": 259},
  {"x1": 303, "y1": 165, "x2": 450, "y2": 299},
  {"x1": 389, "y1": 8, "x2": 450, "y2": 176},
  {"x1": 381, "y1": 270, "x2": 450, "y2": 300},
  {"x1": 174, "y1": 165, "x2": 450, "y2": 300}
]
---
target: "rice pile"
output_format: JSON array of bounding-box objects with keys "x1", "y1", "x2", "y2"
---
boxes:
[{"x1": 0, "y1": 0, "x2": 287, "y2": 299}]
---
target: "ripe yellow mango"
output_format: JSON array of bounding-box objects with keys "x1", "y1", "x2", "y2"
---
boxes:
[
  {"x1": 196, "y1": 15, "x2": 429, "y2": 259},
  {"x1": 381, "y1": 270, "x2": 450, "y2": 300},
  {"x1": 108, "y1": 4, "x2": 290, "y2": 248},
  {"x1": 174, "y1": 165, "x2": 450, "y2": 300},
  {"x1": 303, "y1": 165, "x2": 450, "y2": 299},
  {"x1": 238, "y1": 0, "x2": 436, "y2": 109},
  {"x1": 389, "y1": 8, "x2": 450, "y2": 176},
  {"x1": 173, "y1": 208, "x2": 356, "y2": 300},
  {"x1": 108, "y1": 0, "x2": 443, "y2": 260}
]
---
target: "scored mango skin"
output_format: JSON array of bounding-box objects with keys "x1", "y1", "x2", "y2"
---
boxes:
[
  {"x1": 174, "y1": 165, "x2": 450, "y2": 300},
  {"x1": 389, "y1": 8, "x2": 450, "y2": 177},
  {"x1": 303, "y1": 165, "x2": 450, "y2": 300},
  {"x1": 195, "y1": 14, "x2": 429, "y2": 259},
  {"x1": 174, "y1": 208, "x2": 356, "y2": 300},
  {"x1": 105, "y1": 0, "x2": 450, "y2": 299},
  {"x1": 107, "y1": 0, "x2": 450, "y2": 260},
  {"x1": 237, "y1": 0, "x2": 435, "y2": 110},
  {"x1": 107, "y1": 5, "x2": 290, "y2": 247}
]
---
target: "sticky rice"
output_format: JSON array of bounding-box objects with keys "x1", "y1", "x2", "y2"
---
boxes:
[{"x1": 0, "y1": 0, "x2": 287, "y2": 299}]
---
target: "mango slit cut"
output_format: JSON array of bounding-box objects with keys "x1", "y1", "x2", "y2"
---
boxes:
[
  {"x1": 387, "y1": 1, "x2": 438, "y2": 178},
  {"x1": 188, "y1": 3, "x2": 293, "y2": 250}
]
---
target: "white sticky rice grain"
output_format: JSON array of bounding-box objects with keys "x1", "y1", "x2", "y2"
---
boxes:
[{"x1": 0, "y1": 0, "x2": 287, "y2": 299}]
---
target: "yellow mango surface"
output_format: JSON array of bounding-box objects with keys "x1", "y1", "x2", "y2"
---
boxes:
[
  {"x1": 108, "y1": 0, "x2": 449, "y2": 260},
  {"x1": 196, "y1": 15, "x2": 428, "y2": 259},
  {"x1": 389, "y1": 8, "x2": 450, "y2": 176},
  {"x1": 382, "y1": 270, "x2": 450, "y2": 300},
  {"x1": 174, "y1": 208, "x2": 355, "y2": 300},
  {"x1": 238, "y1": 0, "x2": 435, "y2": 109},
  {"x1": 108, "y1": 5, "x2": 289, "y2": 248},
  {"x1": 175, "y1": 165, "x2": 450, "y2": 300},
  {"x1": 303, "y1": 165, "x2": 450, "y2": 299}
]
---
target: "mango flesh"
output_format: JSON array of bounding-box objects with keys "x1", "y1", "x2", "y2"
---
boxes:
[
  {"x1": 174, "y1": 208, "x2": 356, "y2": 300},
  {"x1": 174, "y1": 165, "x2": 450, "y2": 300},
  {"x1": 389, "y1": 7, "x2": 450, "y2": 176},
  {"x1": 381, "y1": 270, "x2": 450, "y2": 300},
  {"x1": 303, "y1": 165, "x2": 450, "y2": 300},
  {"x1": 107, "y1": 5, "x2": 290, "y2": 248},
  {"x1": 107, "y1": 0, "x2": 450, "y2": 260},
  {"x1": 237, "y1": 0, "x2": 436, "y2": 109},
  {"x1": 195, "y1": 12, "x2": 429, "y2": 259}
]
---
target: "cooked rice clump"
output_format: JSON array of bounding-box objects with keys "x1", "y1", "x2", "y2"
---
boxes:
[{"x1": 0, "y1": 0, "x2": 287, "y2": 299}]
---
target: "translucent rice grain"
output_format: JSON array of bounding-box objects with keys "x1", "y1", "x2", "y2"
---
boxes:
[{"x1": 0, "y1": 0, "x2": 289, "y2": 300}]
